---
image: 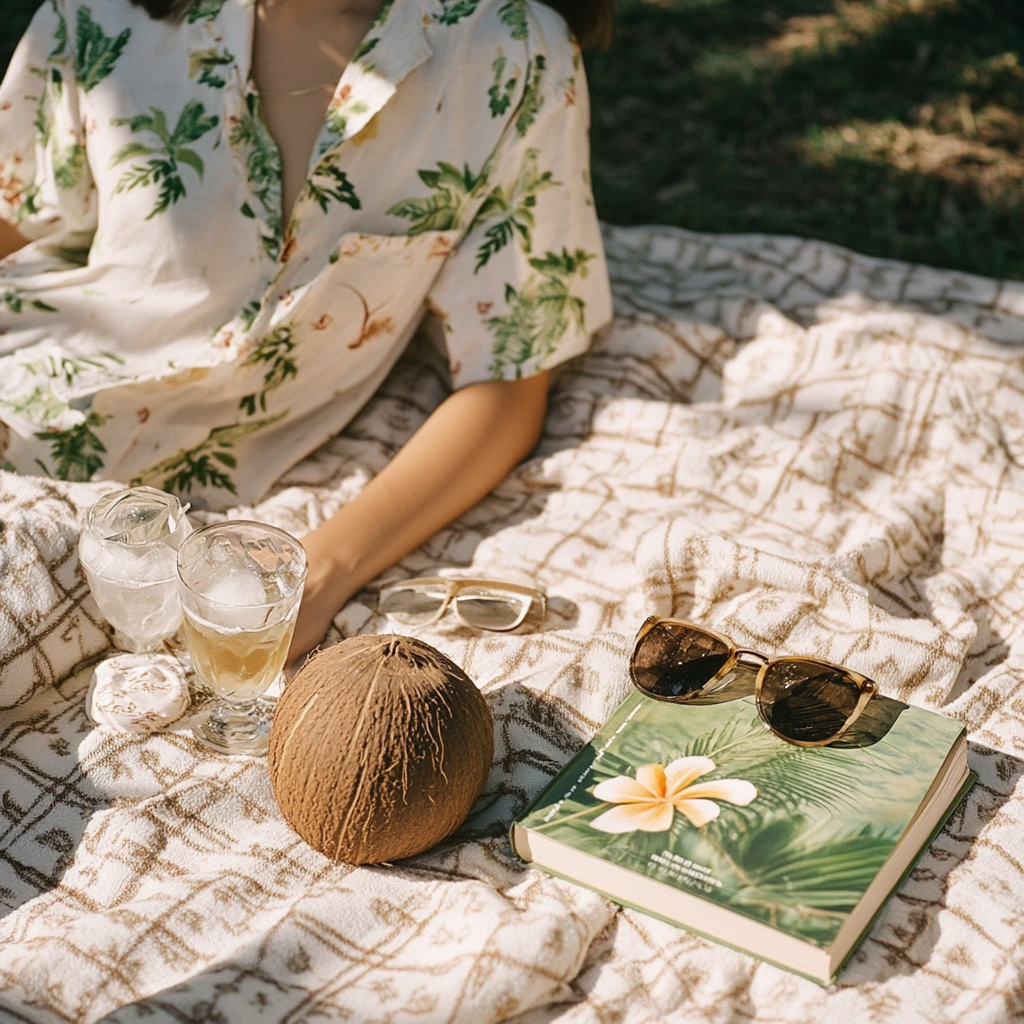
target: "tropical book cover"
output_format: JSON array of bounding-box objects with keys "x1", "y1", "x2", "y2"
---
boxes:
[{"x1": 512, "y1": 691, "x2": 972, "y2": 985}]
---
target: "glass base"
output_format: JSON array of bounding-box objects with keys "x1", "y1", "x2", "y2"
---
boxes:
[
  {"x1": 112, "y1": 628, "x2": 168, "y2": 655},
  {"x1": 191, "y1": 696, "x2": 276, "y2": 756}
]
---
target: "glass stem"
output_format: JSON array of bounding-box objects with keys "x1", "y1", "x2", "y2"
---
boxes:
[{"x1": 223, "y1": 697, "x2": 261, "y2": 739}]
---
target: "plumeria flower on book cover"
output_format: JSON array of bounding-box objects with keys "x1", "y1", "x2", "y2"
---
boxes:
[{"x1": 590, "y1": 756, "x2": 757, "y2": 833}]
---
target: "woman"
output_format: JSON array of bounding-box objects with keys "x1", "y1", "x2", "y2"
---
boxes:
[{"x1": 0, "y1": 0, "x2": 613, "y2": 658}]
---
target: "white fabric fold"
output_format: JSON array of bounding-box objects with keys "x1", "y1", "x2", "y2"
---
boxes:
[{"x1": 1, "y1": 224, "x2": 1023, "y2": 1024}]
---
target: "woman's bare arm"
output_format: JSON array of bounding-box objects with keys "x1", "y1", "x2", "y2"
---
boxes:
[
  {"x1": 0, "y1": 219, "x2": 28, "y2": 260},
  {"x1": 289, "y1": 370, "x2": 550, "y2": 661}
]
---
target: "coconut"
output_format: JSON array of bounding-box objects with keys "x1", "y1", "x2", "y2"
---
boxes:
[{"x1": 268, "y1": 634, "x2": 494, "y2": 864}]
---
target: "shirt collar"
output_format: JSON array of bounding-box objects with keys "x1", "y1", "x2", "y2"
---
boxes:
[{"x1": 231, "y1": 0, "x2": 432, "y2": 155}]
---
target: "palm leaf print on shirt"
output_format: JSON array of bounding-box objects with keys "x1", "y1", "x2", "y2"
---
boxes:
[
  {"x1": 352, "y1": 36, "x2": 379, "y2": 63},
  {"x1": 22, "y1": 350, "x2": 125, "y2": 386},
  {"x1": 27, "y1": 9, "x2": 69, "y2": 131},
  {"x1": 2, "y1": 289, "x2": 58, "y2": 313},
  {"x1": 387, "y1": 161, "x2": 491, "y2": 234},
  {"x1": 438, "y1": 0, "x2": 525, "y2": 39},
  {"x1": 498, "y1": 0, "x2": 528, "y2": 39},
  {"x1": 34, "y1": 411, "x2": 107, "y2": 482},
  {"x1": 50, "y1": 8, "x2": 69, "y2": 59},
  {"x1": 134, "y1": 414, "x2": 286, "y2": 496},
  {"x1": 239, "y1": 299, "x2": 262, "y2": 331},
  {"x1": 515, "y1": 55, "x2": 546, "y2": 137},
  {"x1": 110, "y1": 101, "x2": 220, "y2": 219},
  {"x1": 53, "y1": 141, "x2": 86, "y2": 190},
  {"x1": 189, "y1": 48, "x2": 234, "y2": 89},
  {"x1": 74, "y1": 6, "x2": 131, "y2": 92},
  {"x1": 32, "y1": 68, "x2": 56, "y2": 149},
  {"x1": 352, "y1": 0, "x2": 395, "y2": 64},
  {"x1": 470, "y1": 147, "x2": 557, "y2": 270},
  {"x1": 303, "y1": 159, "x2": 361, "y2": 214},
  {"x1": 4, "y1": 386, "x2": 68, "y2": 427},
  {"x1": 486, "y1": 248, "x2": 593, "y2": 378},
  {"x1": 323, "y1": 87, "x2": 370, "y2": 143},
  {"x1": 437, "y1": 0, "x2": 482, "y2": 26},
  {"x1": 7, "y1": 185, "x2": 41, "y2": 224},
  {"x1": 239, "y1": 326, "x2": 297, "y2": 415},
  {"x1": 33, "y1": 59, "x2": 66, "y2": 145},
  {"x1": 186, "y1": 0, "x2": 228, "y2": 24},
  {"x1": 231, "y1": 93, "x2": 283, "y2": 259},
  {"x1": 488, "y1": 52, "x2": 519, "y2": 117},
  {"x1": 32, "y1": 61, "x2": 87, "y2": 192}
]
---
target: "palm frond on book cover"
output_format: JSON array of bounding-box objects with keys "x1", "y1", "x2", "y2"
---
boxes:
[{"x1": 518, "y1": 694, "x2": 965, "y2": 950}]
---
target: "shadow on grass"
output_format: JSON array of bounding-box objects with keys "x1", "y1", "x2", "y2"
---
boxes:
[{"x1": 585, "y1": 0, "x2": 1024, "y2": 279}]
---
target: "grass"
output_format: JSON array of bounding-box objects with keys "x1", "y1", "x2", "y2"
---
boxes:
[
  {"x1": 585, "y1": 0, "x2": 1024, "y2": 279},
  {"x1": 3, "y1": 0, "x2": 1023, "y2": 279}
]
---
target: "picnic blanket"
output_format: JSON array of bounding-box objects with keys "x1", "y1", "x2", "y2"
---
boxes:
[{"x1": 1, "y1": 224, "x2": 1023, "y2": 1024}]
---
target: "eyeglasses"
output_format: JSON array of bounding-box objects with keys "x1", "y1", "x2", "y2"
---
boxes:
[
  {"x1": 630, "y1": 617, "x2": 878, "y2": 747},
  {"x1": 378, "y1": 577, "x2": 546, "y2": 632}
]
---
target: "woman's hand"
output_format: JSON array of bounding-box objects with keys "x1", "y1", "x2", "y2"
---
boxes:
[
  {"x1": 286, "y1": 371, "x2": 550, "y2": 665},
  {"x1": 289, "y1": 528, "x2": 359, "y2": 665}
]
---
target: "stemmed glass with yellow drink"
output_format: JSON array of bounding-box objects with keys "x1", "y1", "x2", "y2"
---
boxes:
[{"x1": 177, "y1": 522, "x2": 307, "y2": 756}]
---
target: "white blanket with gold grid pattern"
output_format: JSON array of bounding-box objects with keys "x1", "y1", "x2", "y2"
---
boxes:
[{"x1": 0, "y1": 225, "x2": 1022, "y2": 1024}]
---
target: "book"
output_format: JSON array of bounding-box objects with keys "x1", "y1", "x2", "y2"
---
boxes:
[{"x1": 512, "y1": 690, "x2": 973, "y2": 986}]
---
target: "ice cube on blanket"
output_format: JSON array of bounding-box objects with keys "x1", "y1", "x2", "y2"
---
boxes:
[{"x1": 86, "y1": 653, "x2": 189, "y2": 732}]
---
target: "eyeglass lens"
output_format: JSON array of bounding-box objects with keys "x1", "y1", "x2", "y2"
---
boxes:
[
  {"x1": 453, "y1": 587, "x2": 531, "y2": 631},
  {"x1": 380, "y1": 582, "x2": 534, "y2": 631},
  {"x1": 632, "y1": 621, "x2": 731, "y2": 699},
  {"x1": 759, "y1": 661, "x2": 862, "y2": 743},
  {"x1": 379, "y1": 583, "x2": 449, "y2": 626}
]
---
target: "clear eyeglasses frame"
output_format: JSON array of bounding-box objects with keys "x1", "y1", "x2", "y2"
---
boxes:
[{"x1": 378, "y1": 577, "x2": 546, "y2": 632}]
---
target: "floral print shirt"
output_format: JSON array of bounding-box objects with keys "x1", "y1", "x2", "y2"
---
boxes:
[{"x1": 0, "y1": 0, "x2": 611, "y2": 508}]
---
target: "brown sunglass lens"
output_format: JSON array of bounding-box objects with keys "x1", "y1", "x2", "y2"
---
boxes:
[
  {"x1": 632, "y1": 623, "x2": 731, "y2": 699},
  {"x1": 759, "y1": 661, "x2": 861, "y2": 743}
]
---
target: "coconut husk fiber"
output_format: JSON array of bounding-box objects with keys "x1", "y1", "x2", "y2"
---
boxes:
[{"x1": 268, "y1": 634, "x2": 494, "y2": 864}]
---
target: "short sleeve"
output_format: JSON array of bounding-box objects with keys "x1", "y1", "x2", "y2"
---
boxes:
[
  {"x1": 0, "y1": 0, "x2": 97, "y2": 241},
  {"x1": 426, "y1": 5, "x2": 613, "y2": 387}
]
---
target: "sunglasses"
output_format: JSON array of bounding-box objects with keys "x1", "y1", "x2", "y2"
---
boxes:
[
  {"x1": 378, "y1": 577, "x2": 546, "y2": 632},
  {"x1": 630, "y1": 617, "x2": 878, "y2": 747}
]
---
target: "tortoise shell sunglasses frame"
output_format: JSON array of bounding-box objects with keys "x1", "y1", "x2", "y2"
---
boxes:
[{"x1": 629, "y1": 616, "x2": 879, "y2": 748}]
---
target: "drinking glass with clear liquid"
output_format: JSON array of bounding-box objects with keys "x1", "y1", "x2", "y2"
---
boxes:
[
  {"x1": 79, "y1": 487, "x2": 193, "y2": 653},
  {"x1": 177, "y1": 521, "x2": 306, "y2": 756}
]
